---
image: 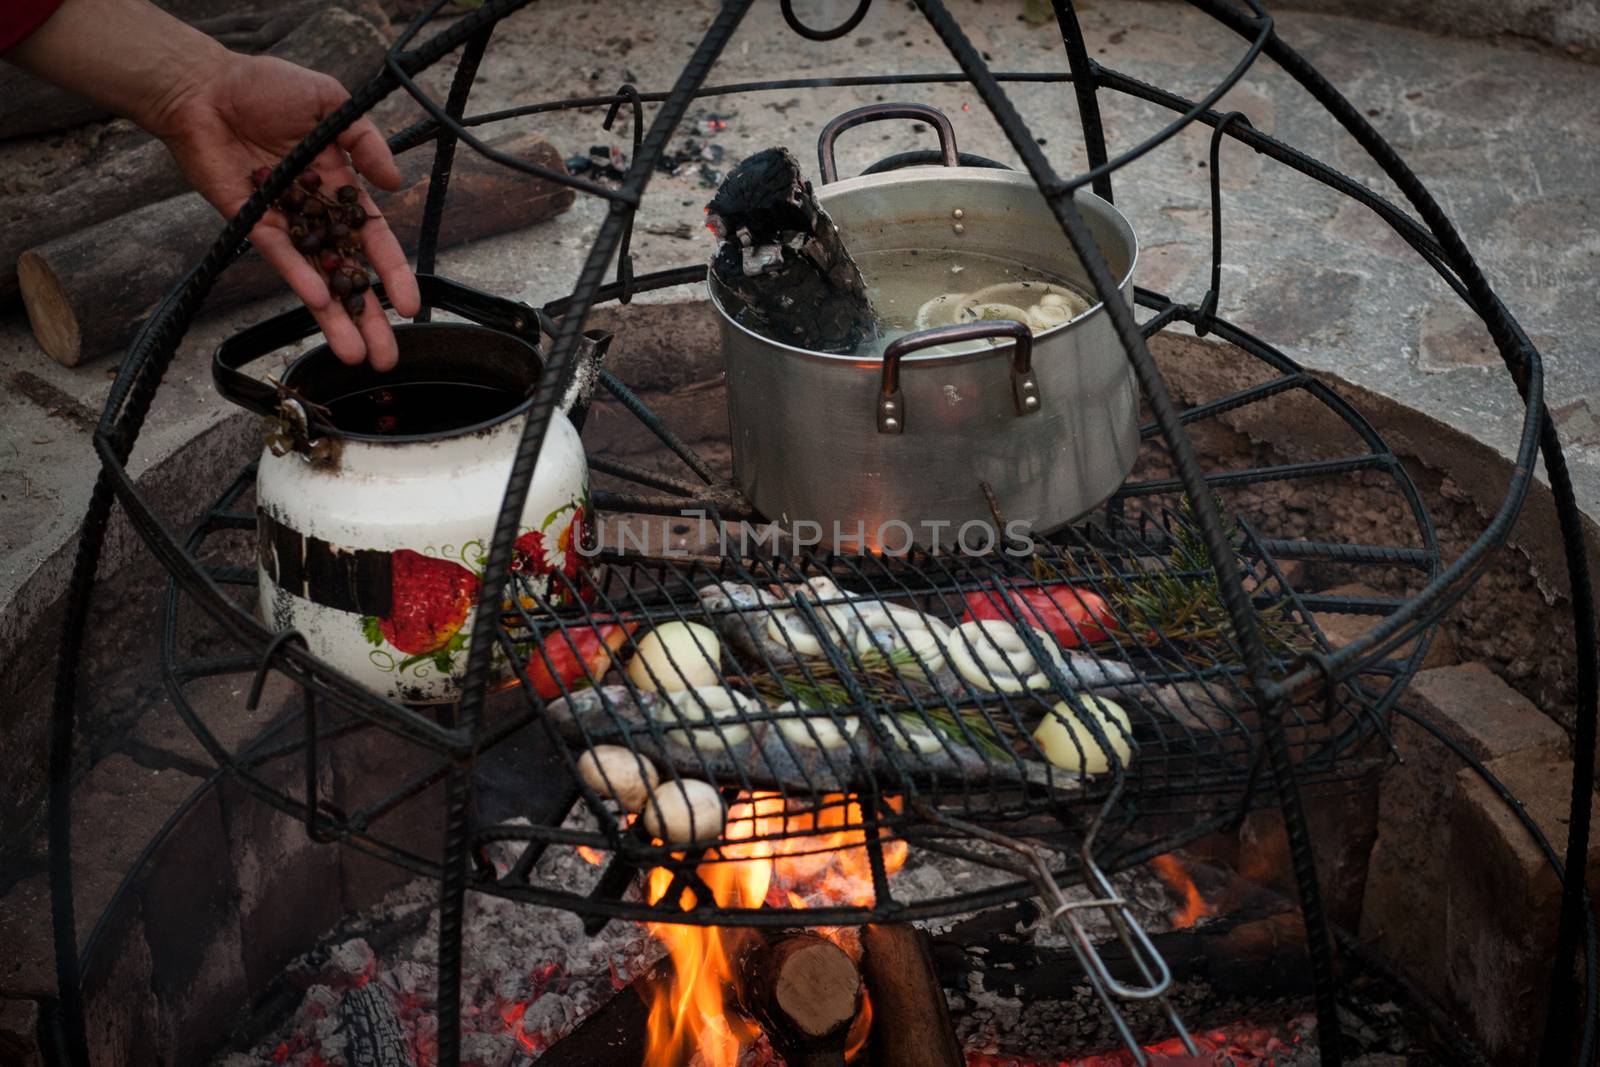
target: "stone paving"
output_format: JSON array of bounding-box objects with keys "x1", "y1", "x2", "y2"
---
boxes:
[{"x1": 3, "y1": 0, "x2": 1598, "y2": 655}]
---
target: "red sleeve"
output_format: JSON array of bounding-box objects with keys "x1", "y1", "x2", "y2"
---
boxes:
[{"x1": 0, "y1": 0, "x2": 65, "y2": 53}]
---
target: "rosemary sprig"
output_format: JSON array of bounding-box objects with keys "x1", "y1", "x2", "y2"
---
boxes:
[
  {"x1": 753, "y1": 645, "x2": 1016, "y2": 761},
  {"x1": 1042, "y1": 508, "x2": 1314, "y2": 670}
]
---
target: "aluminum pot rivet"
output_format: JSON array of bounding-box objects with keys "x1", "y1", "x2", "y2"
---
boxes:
[
  {"x1": 952, "y1": 208, "x2": 965, "y2": 219},
  {"x1": 952, "y1": 222, "x2": 965, "y2": 234}
]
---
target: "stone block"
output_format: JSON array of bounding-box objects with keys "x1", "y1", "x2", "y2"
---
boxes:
[
  {"x1": 0, "y1": 875, "x2": 56, "y2": 1000},
  {"x1": 79, "y1": 892, "x2": 158, "y2": 1067},
  {"x1": 332, "y1": 721, "x2": 448, "y2": 915},
  {"x1": 1238, "y1": 773, "x2": 1380, "y2": 931},
  {"x1": 1360, "y1": 663, "x2": 1568, "y2": 1000},
  {"x1": 0, "y1": 755, "x2": 203, "y2": 1000},
  {"x1": 1447, "y1": 751, "x2": 1600, "y2": 1066},
  {"x1": 218, "y1": 749, "x2": 343, "y2": 995},
  {"x1": 0, "y1": 998, "x2": 43, "y2": 1067},
  {"x1": 134, "y1": 785, "x2": 248, "y2": 1065},
  {"x1": 126, "y1": 667, "x2": 302, "y2": 773},
  {"x1": 1311, "y1": 582, "x2": 1456, "y2": 673}
]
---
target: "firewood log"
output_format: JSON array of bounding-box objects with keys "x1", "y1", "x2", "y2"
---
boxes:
[
  {"x1": 17, "y1": 130, "x2": 575, "y2": 367},
  {"x1": 0, "y1": 0, "x2": 387, "y2": 141},
  {"x1": 735, "y1": 931, "x2": 863, "y2": 1067},
  {"x1": 860, "y1": 923, "x2": 964, "y2": 1067},
  {"x1": 706, "y1": 146, "x2": 878, "y2": 354},
  {"x1": 339, "y1": 982, "x2": 415, "y2": 1067},
  {"x1": 0, "y1": 3, "x2": 391, "y2": 307}
]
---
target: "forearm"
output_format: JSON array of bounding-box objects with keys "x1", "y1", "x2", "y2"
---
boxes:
[{"x1": 5, "y1": 0, "x2": 229, "y2": 138}]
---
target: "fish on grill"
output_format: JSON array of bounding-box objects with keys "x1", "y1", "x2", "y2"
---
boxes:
[
  {"x1": 538, "y1": 684, "x2": 1078, "y2": 794},
  {"x1": 706, "y1": 146, "x2": 878, "y2": 354}
]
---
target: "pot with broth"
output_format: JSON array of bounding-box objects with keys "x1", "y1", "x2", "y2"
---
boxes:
[{"x1": 710, "y1": 107, "x2": 1140, "y2": 549}]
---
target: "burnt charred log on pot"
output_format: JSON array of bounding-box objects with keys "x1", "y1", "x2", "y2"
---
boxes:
[{"x1": 707, "y1": 146, "x2": 876, "y2": 354}]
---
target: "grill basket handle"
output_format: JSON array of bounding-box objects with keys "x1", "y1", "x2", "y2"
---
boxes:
[
  {"x1": 877, "y1": 320, "x2": 1040, "y2": 435},
  {"x1": 818, "y1": 102, "x2": 960, "y2": 184}
]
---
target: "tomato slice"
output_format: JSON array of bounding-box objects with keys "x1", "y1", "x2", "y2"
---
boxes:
[
  {"x1": 961, "y1": 586, "x2": 1113, "y2": 648},
  {"x1": 526, "y1": 623, "x2": 635, "y2": 699}
]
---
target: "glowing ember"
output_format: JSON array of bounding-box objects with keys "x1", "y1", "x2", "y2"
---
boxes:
[
  {"x1": 1149, "y1": 854, "x2": 1216, "y2": 929},
  {"x1": 642, "y1": 792, "x2": 906, "y2": 1066},
  {"x1": 965, "y1": 1021, "x2": 1301, "y2": 1065}
]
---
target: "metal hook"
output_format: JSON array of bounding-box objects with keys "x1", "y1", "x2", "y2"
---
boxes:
[
  {"x1": 603, "y1": 84, "x2": 645, "y2": 304},
  {"x1": 779, "y1": 0, "x2": 872, "y2": 40},
  {"x1": 247, "y1": 628, "x2": 306, "y2": 711},
  {"x1": 1289, "y1": 648, "x2": 1340, "y2": 725},
  {"x1": 1195, "y1": 111, "x2": 1253, "y2": 338},
  {"x1": 246, "y1": 630, "x2": 342, "y2": 844}
]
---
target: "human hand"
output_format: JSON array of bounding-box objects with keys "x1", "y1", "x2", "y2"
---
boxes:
[{"x1": 151, "y1": 52, "x2": 422, "y2": 370}]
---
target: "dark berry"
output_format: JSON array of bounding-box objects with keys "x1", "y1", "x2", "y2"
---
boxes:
[
  {"x1": 342, "y1": 293, "x2": 366, "y2": 316},
  {"x1": 328, "y1": 222, "x2": 351, "y2": 243},
  {"x1": 329, "y1": 271, "x2": 353, "y2": 296},
  {"x1": 349, "y1": 271, "x2": 371, "y2": 294},
  {"x1": 319, "y1": 250, "x2": 343, "y2": 274},
  {"x1": 294, "y1": 229, "x2": 323, "y2": 254},
  {"x1": 283, "y1": 186, "x2": 307, "y2": 211},
  {"x1": 287, "y1": 214, "x2": 307, "y2": 232},
  {"x1": 298, "y1": 171, "x2": 323, "y2": 192},
  {"x1": 251, "y1": 166, "x2": 273, "y2": 187},
  {"x1": 302, "y1": 197, "x2": 327, "y2": 219},
  {"x1": 336, "y1": 184, "x2": 360, "y2": 205},
  {"x1": 345, "y1": 204, "x2": 368, "y2": 227}
]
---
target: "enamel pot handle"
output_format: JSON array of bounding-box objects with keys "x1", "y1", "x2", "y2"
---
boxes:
[
  {"x1": 211, "y1": 273, "x2": 545, "y2": 418},
  {"x1": 877, "y1": 321, "x2": 1041, "y2": 435}
]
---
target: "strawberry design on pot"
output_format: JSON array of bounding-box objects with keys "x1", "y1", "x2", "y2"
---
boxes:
[
  {"x1": 377, "y1": 549, "x2": 483, "y2": 655},
  {"x1": 511, "y1": 529, "x2": 549, "y2": 577},
  {"x1": 560, "y1": 505, "x2": 588, "y2": 580}
]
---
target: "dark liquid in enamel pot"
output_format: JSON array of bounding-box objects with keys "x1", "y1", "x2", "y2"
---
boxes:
[{"x1": 322, "y1": 381, "x2": 522, "y2": 436}]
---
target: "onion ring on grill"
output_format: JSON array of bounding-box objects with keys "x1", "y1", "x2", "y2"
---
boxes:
[
  {"x1": 949, "y1": 619, "x2": 1067, "y2": 693},
  {"x1": 773, "y1": 699, "x2": 859, "y2": 750},
  {"x1": 655, "y1": 686, "x2": 756, "y2": 751},
  {"x1": 765, "y1": 576, "x2": 860, "y2": 657},
  {"x1": 853, "y1": 603, "x2": 951, "y2": 680}
]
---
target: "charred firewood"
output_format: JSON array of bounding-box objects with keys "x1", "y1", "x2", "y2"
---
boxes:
[
  {"x1": 707, "y1": 147, "x2": 877, "y2": 353},
  {"x1": 339, "y1": 982, "x2": 415, "y2": 1067},
  {"x1": 861, "y1": 924, "x2": 964, "y2": 1067}
]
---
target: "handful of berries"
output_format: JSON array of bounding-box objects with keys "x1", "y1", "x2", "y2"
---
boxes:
[{"x1": 251, "y1": 167, "x2": 376, "y2": 318}]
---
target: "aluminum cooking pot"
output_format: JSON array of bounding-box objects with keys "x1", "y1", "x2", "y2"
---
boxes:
[
  {"x1": 709, "y1": 104, "x2": 1139, "y2": 552},
  {"x1": 213, "y1": 277, "x2": 605, "y2": 704}
]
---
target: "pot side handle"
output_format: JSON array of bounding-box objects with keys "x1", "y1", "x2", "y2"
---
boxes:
[
  {"x1": 817, "y1": 102, "x2": 960, "y2": 184},
  {"x1": 211, "y1": 274, "x2": 545, "y2": 417},
  {"x1": 877, "y1": 321, "x2": 1040, "y2": 435}
]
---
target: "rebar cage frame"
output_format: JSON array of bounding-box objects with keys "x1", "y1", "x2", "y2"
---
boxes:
[{"x1": 44, "y1": 1, "x2": 1599, "y2": 1065}]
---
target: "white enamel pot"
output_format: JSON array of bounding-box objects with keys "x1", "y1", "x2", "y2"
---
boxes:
[{"x1": 216, "y1": 311, "x2": 601, "y2": 704}]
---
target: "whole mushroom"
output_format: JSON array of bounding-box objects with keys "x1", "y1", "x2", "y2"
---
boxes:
[
  {"x1": 642, "y1": 778, "x2": 726, "y2": 846},
  {"x1": 576, "y1": 745, "x2": 660, "y2": 812}
]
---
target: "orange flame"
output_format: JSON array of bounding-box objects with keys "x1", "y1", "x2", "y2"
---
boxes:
[
  {"x1": 1149, "y1": 854, "x2": 1215, "y2": 930},
  {"x1": 642, "y1": 792, "x2": 906, "y2": 1066}
]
